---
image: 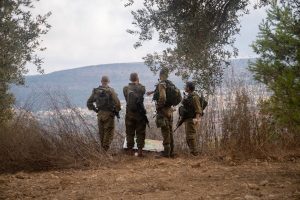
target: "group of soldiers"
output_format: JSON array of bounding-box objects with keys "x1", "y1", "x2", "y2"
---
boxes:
[{"x1": 87, "y1": 68, "x2": 203, "y2": 158}]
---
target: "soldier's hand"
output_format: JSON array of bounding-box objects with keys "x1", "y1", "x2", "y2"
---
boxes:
[
  {"x1": 93, "y1": 107, "x2": 99, "y2": 113},
  {"x1": 146, "y1": 91, "x2": 154, "y2": 96},
  {"x1": 193, "y1": 118, "x2": 201, "y2": 125}
]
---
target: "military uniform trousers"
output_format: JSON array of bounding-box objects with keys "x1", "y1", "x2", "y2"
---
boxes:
[
  {"x1": 156, "y1": 108, "x2": 174, "y2": 156},
  {"x1": 125, "y1": 112, "x2": 146, "y2": 149},
  {"x1": 184, "y1": 118, "x2": 199, "y2": 154},
  {"x1": 97, "y1": 111, "x2": 115, "y2": 151}
]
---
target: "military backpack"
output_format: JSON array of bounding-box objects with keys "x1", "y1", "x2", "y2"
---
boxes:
[
  {"x1": 199, "y1": 95, "x2": 208, "y2": 111},
  {"x1": 127, "y1": 85, "x2": 143, "y2": 112},
  {"x1": 94, "y1": 87, "x2": 114, "y2": 111},
  {"x1": 179, "y1": 93, "x2": 208, "y2": 118},
  {"x1": 153, "y1": 80, "x2": 182, "y2": 107}
]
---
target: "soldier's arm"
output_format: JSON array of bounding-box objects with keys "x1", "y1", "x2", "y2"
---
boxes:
[
  {"x1": 110, "y1": 88, "x2": 121, "y2": 112},
  {"x1": 87, "y1": 89, "x2": 97, "y2": 112},
  {"x1": 141, "y1": 85, "x2": 146, "y2": 96},
  {"x1": 123, "y1": 86, "x2": 128, "y2": 102},
  {"x1": 146, "y1": 91, "x2": 155, "y2": 96},
  {"x1": 193, "y1": 95, "x2": 202, "y2": 119},
  {"x1": 158, "y1": 82, "x2": 166, "y2": 107}
]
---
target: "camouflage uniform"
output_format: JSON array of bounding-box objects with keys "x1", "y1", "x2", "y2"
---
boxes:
[
  {"x1": 183, "y1": 92, "x2": 202, "y2": 155},
  {"x1": 156, "y1": 78, "x2": 174, "y2": 157},
  {"x1": 87, "y1": 86, "x2": 121, "y2": 151},
  {"x1": 123, "y1": 83, "x2": 146, "y2": 149}
]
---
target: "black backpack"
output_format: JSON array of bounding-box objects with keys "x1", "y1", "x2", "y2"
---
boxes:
[
  {"x1": 153, "y1": 80, "x2": 182, "y2": 107},
  {"x1": 179, "y1": 93, "x2": 208, "y2": 118}
]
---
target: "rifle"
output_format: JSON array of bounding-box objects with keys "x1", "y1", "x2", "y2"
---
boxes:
[
  {"x1": 93, "y1": 107, "x2": 99, "y2": 113},
  {"x1": 137, "y1": 98, "x2": 150, "y2": 128},
  {"x1": 144, "y1": 115, "x2": 150, "y2": 129},
  {"x1": 173, "y1": 92, "x2": 188, "y2": 133},
  {"x1": 173, "y1": 116, "x2": 187, "y2": 133},
  {"x1": 113, "y1": 108, "x2": 120, "y2": 121}
]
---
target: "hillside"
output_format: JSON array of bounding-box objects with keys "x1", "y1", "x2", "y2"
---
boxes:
[{"x1": 11, "y1": 59, "x2": 255, "y2": 109}]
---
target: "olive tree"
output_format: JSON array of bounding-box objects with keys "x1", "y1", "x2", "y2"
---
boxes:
[
  {"x1": 126, "y1": 0, "x2": 251, "y2": 93},
  {"x1": 0, "y1": 0, "x2": 51, "y2": 123}
]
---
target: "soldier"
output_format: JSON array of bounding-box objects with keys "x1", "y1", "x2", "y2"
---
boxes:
[
  {"x1": 87, "y1": 76, "x2": 121, "y2": 152},
  {"x1": 147, "y1": 68, "x2": 175, "y2": 158},
  {"x1": 182, "y1": 81, "x2": 202, "y2": 156},
  {"x1": 123, "y1": 73, "x2": 147, "y2": 157}
]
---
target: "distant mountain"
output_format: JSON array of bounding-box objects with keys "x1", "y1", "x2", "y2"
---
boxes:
[{"x1": 11, "y1": 59, "x2": 256, "y2": 109}]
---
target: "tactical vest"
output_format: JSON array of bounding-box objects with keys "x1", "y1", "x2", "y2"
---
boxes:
[
  {"x1": 94, "y1": 86, "x2": 114, "y2": 112},
  {"x1": 126, "y1": 84, "x2": 144, "y2": 112}
]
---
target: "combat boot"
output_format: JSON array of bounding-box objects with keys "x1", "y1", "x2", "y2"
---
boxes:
[
  {"x1": 102, "y1": 145, "x2": 109, "y2": 152},
  {"x1": 187, "y1": 139, "x2": 198, "y2": 157},
  {"x1": 190, "y1": 151, "x2": 199, "y2": 156},
  {"x1": 124, "y1": 148, "x2": 134, "y2": 156},
  {"x1": 155, "y1": 151, "x2": 170, "y2": 159},
  {"x1": 170, "y1": 153, "x2": 178, "y2": 159},
  {"x1": 155, "y1": 146, "x2": 171, "y2": 158},
  {"x1": 129, "y1": 149, "x2": 135, "y2": 156},
  {"x1": 137, "y1": 148, "x2": 144, "y2": 157},
  {"x1": 170, "y1": 146, "x2": 176, "y2": 158}
]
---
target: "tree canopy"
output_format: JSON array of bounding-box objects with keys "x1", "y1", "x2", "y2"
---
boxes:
[
  {"x1": 126, "y1": 0, "x2": 251, "y2": 93},
  {"x1": 0, "y1": 0, "x2": 51, "y2": 123}
]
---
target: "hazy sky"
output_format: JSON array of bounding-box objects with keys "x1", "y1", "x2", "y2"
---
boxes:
[{"x1": 28, "y1": 0, "x2": 267, "y2": 74}]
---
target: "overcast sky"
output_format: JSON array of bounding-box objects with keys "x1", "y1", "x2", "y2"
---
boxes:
[{"x1": 28, "y1": 0, "x2": 267, "y2": 74}]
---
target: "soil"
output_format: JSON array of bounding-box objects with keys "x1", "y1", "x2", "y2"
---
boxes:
[{"x1": 1, "y1": 154, "x2": 300, "y2": 200}]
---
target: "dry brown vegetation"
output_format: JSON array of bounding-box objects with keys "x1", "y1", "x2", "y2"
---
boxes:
[
  {"x1": 0, "y1": 83, "x2": 299, "y2": 173},
  {"x1": 198, "y1": 81, "x2": 300, "y2": 159},
  {"x1": 0, "y1": 92, "x2": 109, "y2": 172}
]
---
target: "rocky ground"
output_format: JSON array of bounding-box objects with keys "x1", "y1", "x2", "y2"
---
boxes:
[{"x1": 0, "y1": 154, "x2": 299, "y2": 200}]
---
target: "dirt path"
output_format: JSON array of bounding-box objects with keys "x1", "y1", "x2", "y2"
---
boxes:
[{"x1": 1, "y1": 155, "x2": 299, "y2": 200}]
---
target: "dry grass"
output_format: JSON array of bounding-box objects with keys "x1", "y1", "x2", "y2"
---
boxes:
[
  {"x1": 0, "y1": 92, "x2": 110, "y2": 173},
  {"x1": 197, "y1": 79, "x2": 299, "y2": 159},
  {"x1": 220, "y1": 88, "x2": 272, "y2": 158},
  {"x1": 1, "y1": 79, "x2": 299, "y2": 173}
]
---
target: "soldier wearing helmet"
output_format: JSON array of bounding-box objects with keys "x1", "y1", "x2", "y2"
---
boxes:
[{"x1": 87, "y1": 75, "x2": 121, "y2": 151}]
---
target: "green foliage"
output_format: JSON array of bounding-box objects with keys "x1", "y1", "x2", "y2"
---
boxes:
[
  {"x1": 250, "y1": 1, "x2": 300, "y2": 134},
  {"x1": 0, "y1": 0, "x2": 51, "y2": 124},
  {"x1": 126, "y1": 0, "x2": 251, "y2": 93},
  {"x1": 0, "y1": 84, "x2": 14, "y2": 123}
]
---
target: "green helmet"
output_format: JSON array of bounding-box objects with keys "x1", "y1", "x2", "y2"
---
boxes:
[
  {"x1": 101, "y1": 76, "x2": 110, "y2": 83},
  {"x1": 186, "y1": 81, "x2": 195, "y2": 91},
  {"x1": 130, "y1": 72, "x2": 139, "y2": 82},
  {"x1": 159, "y1": 68, "x2": 169, "y2": 79}
]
